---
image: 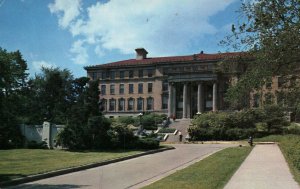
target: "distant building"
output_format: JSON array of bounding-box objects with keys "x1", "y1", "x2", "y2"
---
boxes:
[{"x1": 85, "y1": 48, "x2": 245, "y2": 118}]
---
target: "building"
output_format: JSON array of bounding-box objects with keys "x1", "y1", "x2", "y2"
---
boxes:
[{"x1": 84, "y1": 48, "x2": 242, "y2": 118}]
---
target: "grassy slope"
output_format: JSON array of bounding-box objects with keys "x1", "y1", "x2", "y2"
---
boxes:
[
  {"x1": 144, "y1": 147, "x2": 252, "y2": 189},
  {"x1": 0, "y1": 149, "x2": 143, "y2": 182}
]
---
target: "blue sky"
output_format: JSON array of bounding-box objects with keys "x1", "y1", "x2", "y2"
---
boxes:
[{"x1": 0, "y1": 0, "x2": 242, "y2": 78}]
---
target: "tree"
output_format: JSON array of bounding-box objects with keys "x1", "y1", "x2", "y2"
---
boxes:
[
  {"x1": 26, "y1": 68, "x2": 75, "y2": 124},
  {"x1": 0, "y1": 48, "x2": 28, "y2": 148},
  {"x1": 220, "y1": 0, "x2": 300, "y2": 107}
]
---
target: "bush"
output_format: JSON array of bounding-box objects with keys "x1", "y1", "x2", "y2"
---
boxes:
[
  {"x1": 192, "y1": 112, "x2": 228, "y2": 128},
  {"x1": 283, "y1": 123, "x2": 300, "y2": 135},
  {"x1": 116, "y1": 116, "x2": 135, "y2": 125},
  {"x1": 109, "y1": 122, "x2": 138, "y2": 149},
  {"x1": 188, "y1": 127, "x2": 255, "y2": 141},
  {"x1": 27, "y1": 140, "x2": 48, "y2": 149},
  {"x1": 136, "y1": 138, "x2": 159, "y2": 149},
  {"x1": 135, "y1": 113, "x2": 166, "y2": 130},
  {"x1": 262, "y1": 105, "x2": 289, "y2": 132},
  {"x1": 158, "y1": 128, "x2": 176, "y2": 133}
]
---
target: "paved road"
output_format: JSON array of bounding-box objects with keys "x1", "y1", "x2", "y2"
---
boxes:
[
  {"x1": 224, "y1": 144, "x2": 300, "y2": 189},
  {"x1": 9, "y1": 144, "x2": 234, "y2": 189}
]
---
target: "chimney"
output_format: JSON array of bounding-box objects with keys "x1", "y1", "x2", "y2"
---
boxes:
[{"x1": 135, "y1": 48, "x2": 148, "y2": 60}]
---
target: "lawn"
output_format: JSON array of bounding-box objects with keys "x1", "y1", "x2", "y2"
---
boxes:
[
  {"x1": 0, "y1": 149, "x2": 144, "y2": 182},
  {"x1": 144, "y1": 146, "x2": 252, "y2": 189}
]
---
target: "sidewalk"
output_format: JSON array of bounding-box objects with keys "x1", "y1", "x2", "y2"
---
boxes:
[{"x1": 224, "y1": 144, "x2": 300, "y2": 189}]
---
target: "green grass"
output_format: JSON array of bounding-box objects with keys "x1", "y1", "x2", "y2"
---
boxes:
[
  {"x1": 144, "y1": 147, "x2": 252, "y2": 189},
  {"x1": 255, "y1": 134, "x2": 300, "y2": 185},
  {"x1": 0, "y1": 149, "x2": 144, "y2": 182}
]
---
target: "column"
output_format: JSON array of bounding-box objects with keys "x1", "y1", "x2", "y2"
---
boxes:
[
  {"x1": 168, "y1": 83, "x2": 173, "y2": 117},
  {"x1": 183, "y1": 83, "x2": 187, "y2": 118},
  {"x1": 213, "y1": 82, "x2": 218, "y2": 112},
  {"x1": 172, "y1": 85, "x2": 176, "y2": 117},
  {"x1": 197, "y1": 82, "x2": 203, "y2": 113}
]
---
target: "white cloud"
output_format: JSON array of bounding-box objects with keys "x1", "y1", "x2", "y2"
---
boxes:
[
  {"x1": 32, "y1": 60, "x2": 57, "y2": 71},
  {"x1": 70, "y1": 40, "x2": 88, "y2": 65},
  {"x1": 69, "y1": 0, "x2": 236, "y2": 56},
  {"x1": 50, "y1": 0, "x2": 236, "y2": 64},
  {"x1": 49, "y1": 0, "x2": 81, "y2": 28}
]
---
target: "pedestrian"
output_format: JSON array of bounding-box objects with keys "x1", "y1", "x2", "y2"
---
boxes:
[
  {"x1": 248, "y1": 136, "x2": 253, "y2": 146},
  {"x1": 179, "y1": 131, "x2": 182, "y2": 142}
]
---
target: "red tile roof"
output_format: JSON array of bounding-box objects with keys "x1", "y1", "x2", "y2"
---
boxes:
[{"x1": 85, "y1": 52, "x2": 243, "y2": 69}]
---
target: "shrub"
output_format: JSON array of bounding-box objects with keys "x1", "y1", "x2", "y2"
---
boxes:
[
  {"x1": 136, "y1": 138, "x2": 159, "y2": 149},
  {"x1": 262, "y1": 105, "x2": 289, "y2": 132},
  {"x1": 283, "y1": 123, "x2": 300, "y2": 135},
  {"x1": 27, "y1": 140, "x2": 48, "y2": 149},
  {"x1": 158, "y1": 128, "x2": 176, "y2": 133},
  {"x1": 116, "y1": 116, "x2": 135, "y2": 125},
  {"x1": 192, "y1": 112, "x2": 228, "y2": 128},
  {"x1": 135, "y1": 113, "x2": 166, "y2": 130},
  {"x1": 109, "y1": 122, "x2": 138, "y2": 149}
]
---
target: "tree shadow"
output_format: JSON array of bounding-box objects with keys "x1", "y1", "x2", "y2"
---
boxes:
[{"x1": 8, "y1": 183, "x2": 88, "y2": 189}]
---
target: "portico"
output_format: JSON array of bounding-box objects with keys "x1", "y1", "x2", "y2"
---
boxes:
[{"x1": 168, "y1": 81, "x2": 218, "y2": 119}]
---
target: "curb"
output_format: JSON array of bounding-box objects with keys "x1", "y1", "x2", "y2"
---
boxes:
[{"x1": 0, "y1": 146, "x2": 175, "y2": 187}]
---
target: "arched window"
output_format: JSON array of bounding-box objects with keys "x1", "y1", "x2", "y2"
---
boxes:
[
  {"x1": 109, "y1": 98, "x2": 116, "y2": 111},
  {"x1": 147, "y1": 97, "x2": 154, "y2": 110},
  {"x1": 137, "y1": 97, "x2": 144, "y2": 111},
  {"x1": 118, "y1": 98, "x2": 125, "y2": 111},
  {"x1": 128, "y1": 98, "x2": 135, "y2": 111}
]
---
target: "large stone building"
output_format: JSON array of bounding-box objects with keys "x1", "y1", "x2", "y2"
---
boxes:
[{"x1": 85, "y1": 48, "x2": 243, "y2": 118}]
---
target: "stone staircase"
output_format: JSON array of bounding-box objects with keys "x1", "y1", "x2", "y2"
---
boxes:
[{"x1": 165, "y1": 119, "x2": 191, "y2": 143}]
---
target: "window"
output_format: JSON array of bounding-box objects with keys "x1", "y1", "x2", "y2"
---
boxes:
[
  {"x1": 266, "y1": 81, "x2": 272, "y2": 89},
  {"x1": 162, "y1": 80, "x2": 168, "y2": 91},
  {"x1": 129, "y1": 84, "x2": 134, "y2": 94},
  {"x1": 138, "y1": 83, "x2": 143, "y2": 94},
  {"x1": 264, "y1": 93, "x2": 273, "y2": 105},
  {"x1": 129, "y1": 70, "x2": 134, "y2": 78},
  {"x1": 253, "y1": 94, "x2": 260, "y2": 108},
  {"x1": 162, "y1": 94, "x2": 168, "y2": 109},
  {"x1": 120, "y1": 71, "x2": 125, "y2": 79},
  {"x1": 137, "y1": 98, "x2": 144, "y2": 111},
  {"x1": 109, "y1": 99, "x2": 116, "y2": 111},
  {"x1": 119, "y1": 84, "x2": 124, "y2": 94},
  {"x1": 147, "y1": 97, "x2": 154, "y2": 110},
  {"x1": 148, "y1": 83, "x2": 153, "y2": 93},
  {"x1": 110, "y1": 84, "x2": 115, "y2": 95},
  {"x1": 277, "y1": 92, "x2": 285, "y2": 105},
  {"x1": 118, "y1": 98, "x2": 125, "y2": 111},
  {"x1": 278, "y1": 77, "x2": 286, "y2": 88},
  {"x1": 91, "y1": 72, "x2": 97, "y2": 80},
  {"x1": 99, "y1": 98, "x2": 107, "y2": 111},
  {"x1": 110, "y1": 71, "x2": 115, "y2": 79},
  {"x1": 106, "y1": 71, "x2": 109, "y2": 79},
  {"x1": 101, "y1": 85, "x2": 106, "y2": 95},
  {"x1": 128, "y1": 98, "x2": 134, "y2": 111},
  {"x1": 147, "y1": 69, "x2": 154, "y2": 77},
  {"x1": 101, "y1": 72, "x2": 106, "y2": 79},
  {"x1": 138, "y1": 70, "x2": 143, "y2": 78}
]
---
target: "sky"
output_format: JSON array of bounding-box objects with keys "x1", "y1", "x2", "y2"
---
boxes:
[{"x1": 0, "y1": 0, "x2": 242, "y2": 78}]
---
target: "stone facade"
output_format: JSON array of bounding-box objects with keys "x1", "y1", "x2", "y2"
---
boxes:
[{"x1": 85, "y1": 48, "x2": 240, "y2": 118}]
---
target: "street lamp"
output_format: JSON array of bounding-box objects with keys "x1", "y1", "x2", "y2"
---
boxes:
[
  {"x1": 138, "y1": 113, "x2": 143, "y2": 135},
  {"x1": 196, "y1": 112, "x2": 202, "y2": 116}
]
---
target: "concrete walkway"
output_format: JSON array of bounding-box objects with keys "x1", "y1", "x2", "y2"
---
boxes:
[
  {"x1": 9, "y1": 144, "x2": 234, "y2": 189},
  {"x1": 224, "y1": 144, "x2": 300, "y2": 189}
]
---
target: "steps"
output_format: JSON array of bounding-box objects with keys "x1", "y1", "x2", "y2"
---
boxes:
[{"x1": 165, "y1": 119, "x2": 191, "y2": 143}]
